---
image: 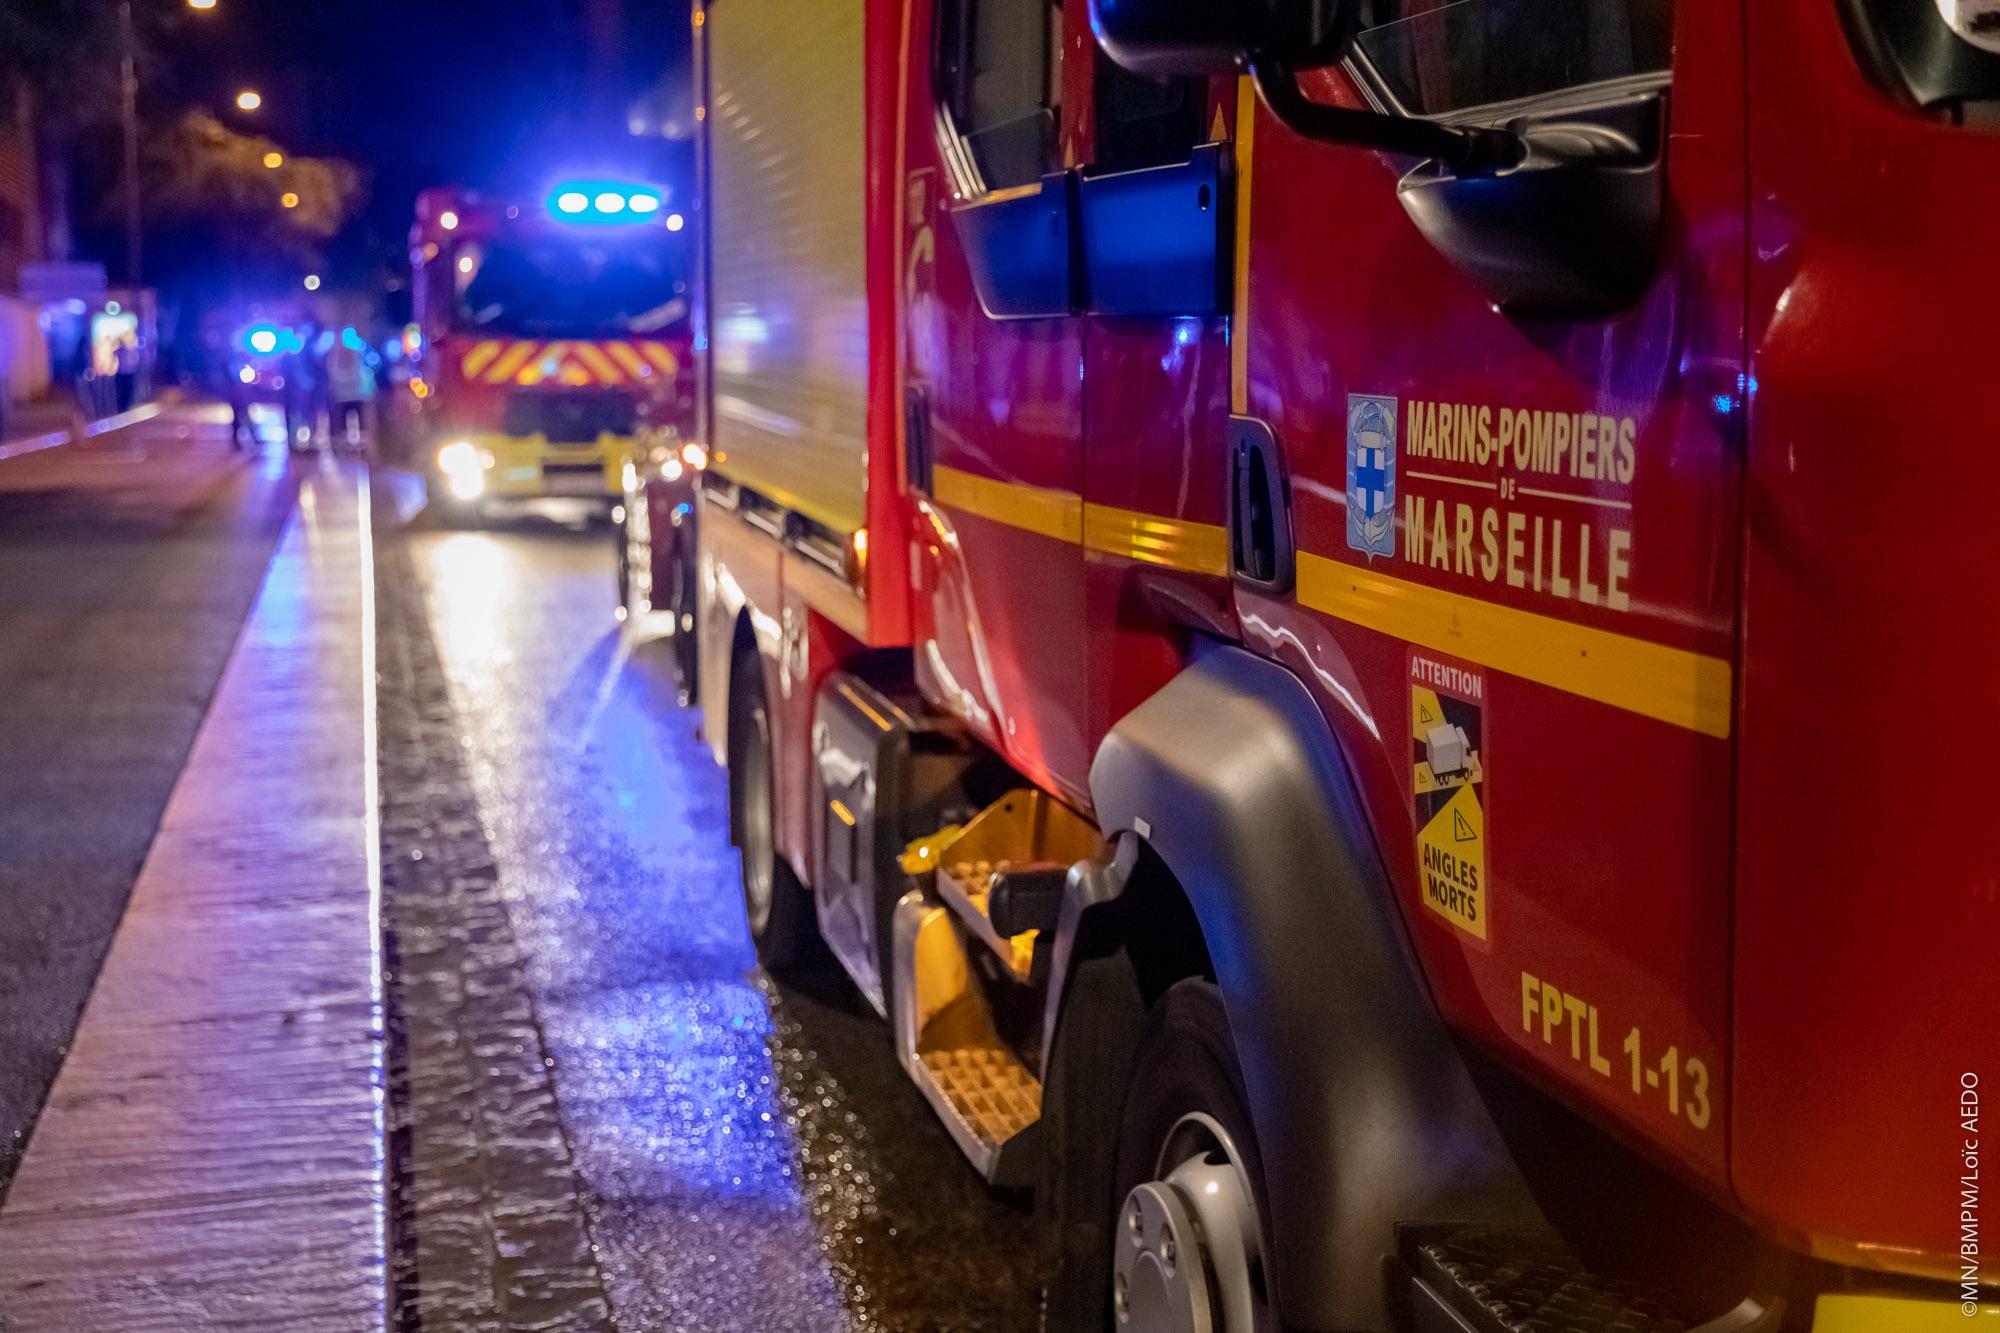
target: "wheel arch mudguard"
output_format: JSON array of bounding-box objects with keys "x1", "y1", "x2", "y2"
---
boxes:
[{"x1": 1086, "y1": 641, "x2": 1538, "y2": 1331}]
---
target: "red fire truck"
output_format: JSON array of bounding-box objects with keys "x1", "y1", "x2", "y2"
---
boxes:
[
  {"x1": 688, "y1": 0, "x2": 1998, "y2": 1328},
  {"x1": 402, "y1": 185, "x2": 695, "y2": 520}
]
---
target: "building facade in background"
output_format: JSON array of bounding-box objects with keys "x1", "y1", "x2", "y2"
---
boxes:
[{"x1": 0, "y1": 80, "x2": 51, "y2": 405}]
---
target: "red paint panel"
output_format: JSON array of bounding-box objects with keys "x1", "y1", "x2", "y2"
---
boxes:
[
  {"x1": 902, "y1": 0, "x2": 1093, "y2": 803},
  {"x1": 1735, "y1": 0, "x2": 2000, "y2": 1276},
  {"x1": 863, "y1": 0, "x2": 913, "y2": 647}
]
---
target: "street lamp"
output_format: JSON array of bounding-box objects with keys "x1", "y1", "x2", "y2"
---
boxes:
[
  {"x1": 303, "y1": 274, "x2": 321, "y2": 291},
  {"x1": 263, "y1": 151, "x2": 283, "y2": 169},
  {"x1": 235, "y1": 90, "x2": 263, "y2": 111},
  {"x1": 280, "y1": 192, "x2": 300, "y2": 210}
]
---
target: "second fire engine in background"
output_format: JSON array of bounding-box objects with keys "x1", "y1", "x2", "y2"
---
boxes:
[{"x1": 398, "y1": 184, "x2": 696, "y2": 521}]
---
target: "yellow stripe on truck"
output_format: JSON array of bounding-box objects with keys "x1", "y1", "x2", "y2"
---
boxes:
[
  {"x1": 925, "y1": 463, "x2": 1732, "y2": 738},
  {"x1": 1231, "y1": 74, "x2": 1255, "y2": 418},
  {"x1": 1294, "y1": 552, "x2": 1734, "y2": 738},
  {"x1": 1083, "y1": 503, "x2": 1228, "y2": 577},
  {"x1": 485, "y1": 341, "x2": 540, "y2": 384},
  {"x1": 460, "y1": 340, "x2": 503, "y2": 380},
  {"x1": 607, "y1": 342, "x2": 650, "y2": 379},
  {"x1": 933, "y1": 464, "x2": 1084, "y2": 544},
  {"x1": 571, "y1": 343, "x2": 625, "y2": 384},
  {"x1": 1812, "y1": 1294, "x2": 1973, "y2": 1331},
  {"x1": 639, "y1": 341, "x2": 680, "y2": 376}
]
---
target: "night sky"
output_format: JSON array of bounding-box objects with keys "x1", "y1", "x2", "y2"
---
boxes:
[{"x1": 169, "y1": 0, "x2": 693, "y2": 286}]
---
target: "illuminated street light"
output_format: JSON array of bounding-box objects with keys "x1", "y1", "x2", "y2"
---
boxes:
[
  {"x1": 280, "y1": 191, "x2": 300, "y2": 209},
  {"x1": 440, "y1": 210, "x2": 460, "y2": 231},
  {"x1": 236, "y1": 90, "x2": 263, "y2": 112},
  {"x1": 263, "y1": 151, "x2": 283, "y2": 169},
  {"x1": 303, "y1": 274, "x2": 321, "y2": 291},
  {"x1": 666, "y1": 212, "x2": 685, "y2": 232},
  {"x1": 188, "y1": 0, "x2": 217, "y2": 9}
]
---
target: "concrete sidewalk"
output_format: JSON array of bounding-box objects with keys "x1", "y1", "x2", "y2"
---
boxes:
[
  {"x1": 0, "y1": 463, "x2": 386, "y2": 1331},
  {"x1": 0, "y1": 401, "x2": 168, "y2": 463}
]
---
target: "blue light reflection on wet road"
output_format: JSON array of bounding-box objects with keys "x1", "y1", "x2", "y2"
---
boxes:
[{"x1": 413, "y1": 522, "x2": 850, "y2": 1331}]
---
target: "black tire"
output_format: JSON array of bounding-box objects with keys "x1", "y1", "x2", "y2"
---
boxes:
[
  {"x1": 669, "y1": 543, "x2": 700, "y2": 704},
  {"x1": 614, "y1": 514, "x2": 634, "y2": 617},
  {"x1": 1103, "y1": 979, "x2": 1277, "y2": 1333},
  {"x1": 727, "y1": 642, "x2": 815, "y2": 970}
]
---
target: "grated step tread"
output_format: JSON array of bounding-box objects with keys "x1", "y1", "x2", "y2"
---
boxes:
[
  {"x1": 918, "y1": 1043, "x2": 1042, "y2": 1148},
  {"x1": 1412, "y1": 1228, "x2": 1696, "y2": 1333}
]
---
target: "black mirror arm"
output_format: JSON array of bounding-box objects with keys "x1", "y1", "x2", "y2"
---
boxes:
[{"x1": 1247, "y1": 60, "x2": 1521, "y2": 176}]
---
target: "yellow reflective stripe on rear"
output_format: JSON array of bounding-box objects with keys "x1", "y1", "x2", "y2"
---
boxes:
[
  {"x1": 460, "y1": 340, "x2": 503, "y2": 380},
  {"x1": 485, "y1": 341, "x2": 540, "y2": 384},
  {"x1": 521, "y1": 341, "x2": 572, "y2": 385},
  {"x1": 639, "y1": 341, "x2": 680, "y2": 376},
  {"x1": 1295, "y1": 552, "x2": 1733, "y2": 738},
  {"x1": 1083, "y1": 504, "x2": 1228, "y2": 577},
  {"x1": 571, "y1": 343, "x2": 624, "y2": 384},
  {"x1": 932, "y1": 464, "x2": 1082, "y2": 544},
  {"x1": 606, "y1": 342, "x2": 650, "y2": 379},
  {"x1": 1812, "y1": 1294, "x2": 1970, "y2": 1331}
]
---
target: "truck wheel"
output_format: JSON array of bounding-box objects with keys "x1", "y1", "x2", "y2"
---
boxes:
[
  {"x1": 669, "y1": 543, "x2": 700, "y2": 704},
  {"x1": 1107, "y1": 980, "x2": 1275, "y2": 1333},
  {"x1": 614, "y1": 517, "x2": 633, "y2": 618},
  {"x1": 728, "y1": 644, "x2": 814, "y2": 969}
]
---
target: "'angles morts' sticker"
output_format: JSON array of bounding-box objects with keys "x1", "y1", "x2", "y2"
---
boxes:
[{"x1": 1412, "y1": 651, "x2": 1486, "y2": 943}]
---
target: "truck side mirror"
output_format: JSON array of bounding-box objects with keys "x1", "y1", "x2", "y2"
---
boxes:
[
  {"x1": 1089, "y1": 0, "x2": 1519, "y2": 177},
  {"x1": 1087, "y1": 0, "x2": 1358, "y2": 78}
]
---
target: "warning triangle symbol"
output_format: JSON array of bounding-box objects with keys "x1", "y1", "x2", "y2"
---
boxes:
[
  {"x1": 1419, "y1": 704, "x2": 1436, "y2": 725},
  {"x1": 1453, "y1": 808, "x2": 1477, "y2": 842}
]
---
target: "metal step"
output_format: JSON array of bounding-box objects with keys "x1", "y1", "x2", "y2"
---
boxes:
[
  {"x1": 889, "y1": 892, "x2": 1043, "y2": 1187},
  {"x1": 1400, "y1": 1226, "x2": 1705, "y2": 1333},
  {"x1": 913, "y1": 788, "x2": 1101, "y2": 981}
]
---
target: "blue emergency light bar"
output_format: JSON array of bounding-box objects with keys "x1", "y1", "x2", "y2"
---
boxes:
[{"x1": 548, "y1": 181, "x2": 666, "y2": 224}]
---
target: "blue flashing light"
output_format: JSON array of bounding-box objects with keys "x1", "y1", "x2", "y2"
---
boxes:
[
  {"x1": 245, "y1": 325, "x2": 280, "y2": 356},
  {"x1": 340, "y1": 327, "x2": 368, "y2": 352},
  {"x1": 548, "y1": 181, "x2": 670, "y2": 225}
]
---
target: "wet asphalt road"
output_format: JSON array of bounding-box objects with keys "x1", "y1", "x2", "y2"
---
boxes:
[
  {"x1": 0, "y1": 405, "x2": 297, "y2": 1193},
  {"x1": 385, "y1": 498, "x2": 1043, "y2": 1330}
]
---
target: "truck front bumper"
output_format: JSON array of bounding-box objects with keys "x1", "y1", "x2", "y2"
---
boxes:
[{"x1": 431, "y1": 432, "x2": 630, "y2": 503}]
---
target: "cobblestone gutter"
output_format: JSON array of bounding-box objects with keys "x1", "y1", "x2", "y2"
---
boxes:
[{"x1": 373, "y1": 506, "x2": 616, "y2": 1332}]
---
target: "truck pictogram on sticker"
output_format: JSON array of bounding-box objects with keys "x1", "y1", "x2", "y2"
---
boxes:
[{"x1": 1412, "y1": 652, "x2": 1486, "y2": 942}]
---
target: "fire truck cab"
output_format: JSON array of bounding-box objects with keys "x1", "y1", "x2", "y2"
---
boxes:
[
  {"x1": 690, "y1": 0, "x2": 2000, "y2": 1328},
  {"x1": 404, "y1": 185, "x2": 694, "y2": 517}
]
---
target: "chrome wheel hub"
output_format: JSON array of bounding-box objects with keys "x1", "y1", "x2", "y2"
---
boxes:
[{"x1": 1113, "y1": 1114, "x2": 1266, "y2": 1333}]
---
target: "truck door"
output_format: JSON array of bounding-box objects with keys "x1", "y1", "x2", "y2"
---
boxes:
[
  {"x1": 906, "y1": 0, "x2": 1091, "y2": 806},
  {"x1": 1231, "y1": 0, "x2": 1746, "y2": 1189},
  {"x1": 1077, "y1": 48, "x2": 1238, "y2": 748}
]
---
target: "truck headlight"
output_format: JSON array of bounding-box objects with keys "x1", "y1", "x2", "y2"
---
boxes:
[
  {"x1": 436, "y1": 441, "x2": 491, "y2": 499},
  {"x1": 436, "y1": 440, "x2": 484, "y2": 473}
]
